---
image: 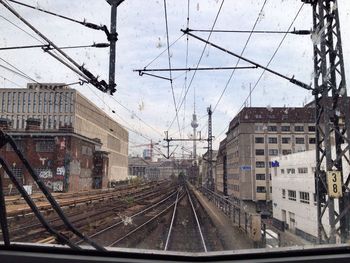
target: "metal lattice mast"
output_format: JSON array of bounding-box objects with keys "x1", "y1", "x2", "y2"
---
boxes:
[
  {"x1": 207, "y1": 106, "x2": 214, "y2": 191},
  {"x1": 303, "y1": 0, "x2": 350, "y2": 243}
]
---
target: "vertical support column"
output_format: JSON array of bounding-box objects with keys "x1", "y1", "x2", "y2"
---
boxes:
[
  {"x1": 107, "y1": 0, "x2": 124, "y2": 94},
  {"x1": 207, "y1": 105, "x2": 214, "y2": 191},
  {"x1": 307, "y1": 0, "x2": 350, "y2": 243},
  {"x1": 0, "y1": 172, "x2": 10, "y2": 246}
]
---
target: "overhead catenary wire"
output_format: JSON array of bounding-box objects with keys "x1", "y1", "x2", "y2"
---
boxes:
[
  {"x1": 163, "y1": 0, "x2": 182, "y2": 139},
  {"x1": 143, "y1": 34, "x2": 185, "y2": 69},
  {"x1": 0, "y1": 0, "x2": 111, "y2": 93},
  {"x1": 6, "y1": 0, "x2": 108, "y2": 33},
  {"x1": 0, "y1": 43, "x2": 110, "y2": 51},
  {"x1": 0, "y1": 58, "x2": 161, "y2": 148},
  {"x1": 187, "y1": 28, "x2": 311, "y2": 35},
  {"x1": 214, "y1": 3, "x2": 306, "y2": 141},
  {"x1": 167, "y1": 0, "x2": 225, "y2": 133},
  {"x1": 212, "y1": 0, "x2": 269, "y2": 114},
  {"x1": 0, "y1": 74, "x2": 22, "y2": 88},
  {"x1": 0, "y1": 12, "x2": 164, "y2": 152}
]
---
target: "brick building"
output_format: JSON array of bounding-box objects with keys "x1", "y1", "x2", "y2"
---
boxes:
[
  {"x1": 0, "y1": 83, "x2": 128, "y2": 183},
  {"x1": 0, "y1": 118, "x2": 108, "y2": 194}
]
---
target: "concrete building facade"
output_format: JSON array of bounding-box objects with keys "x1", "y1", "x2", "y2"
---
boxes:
[
  {"x1": 216, "y1": 138, "x2": 227, "y2": 195},
  {"x1": 0, "y1": 83, "x2": 128, "y2": 183},
  {"x1": 272, "y1": 151, "x2": 327, "y2": 242},
  {"x1": 224, "y1": 107, "x2": 316, "y2": 212}
]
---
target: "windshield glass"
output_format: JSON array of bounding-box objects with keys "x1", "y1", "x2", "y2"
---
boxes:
[{"x1": 1, "y1": 0, "x2": 350, "y2": 255}]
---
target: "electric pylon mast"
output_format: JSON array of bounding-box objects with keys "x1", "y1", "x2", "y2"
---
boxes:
[{"x1": 303, "y1": 0, "x2": 350, "y2": 243}]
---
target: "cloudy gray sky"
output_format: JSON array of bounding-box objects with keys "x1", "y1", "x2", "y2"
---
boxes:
[{"x1": 0, "y1": 0, "x2": 350, "y2": 157}]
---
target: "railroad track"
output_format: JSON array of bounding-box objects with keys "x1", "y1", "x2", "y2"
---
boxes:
[
  {"x1": 5, "y1": 180, "x2": 169, "y2": 219},
  {"x1": 96, "y1": 183, "x2": 222, "y2": 252},
  {"x1": 1, "y1": 181, "x2": 176, "y2": 243},
  {"x1": 76, "y1": 187, "x2": 181, "y2": 247}
]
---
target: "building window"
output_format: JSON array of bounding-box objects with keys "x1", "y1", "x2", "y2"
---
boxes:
[
  {"x1": 268, "y1": 149, "x2": 278, "y2": 156},
  {"x1": 295, "y1": 125, "x2": 304, "y2": 132},
  {"x1": 233, "y1": 185, "x2": 239, "y2": 191},
  {"x1": 281, "y1": 137, "x2": 290, "y2": 144},
  {"x1": 33, "y1": 93, "x2": 37, "y2": 113},
  {"x1": 82, "y1": 145, "x2": 93, "y2": 156},
  {"x1": 309, "y1": 137, "x2": 316, "y2": 144},
  {"x1": 282, "y1": 189, "x2": 286, "y2": 199},
  {"x1": 16, "y1": 92, "x2": 20, "y2": 112},
  {"x1": 267, "y1": 125, "x2": 277, "y2": 132},
  {"x1": 281, "y1": 125, "x2": 290, "y2": 132},
  {"x1": 287, "y1": 168, "x2": 295, "y2": 174},
  {"x1": 295, "y1": 137, "x2": 305, "y2": 144},
  {"x1": 54, "y1": 92, "x2": 59, "y2": 113},
  {"x1": 256, "y1": 174, "x2": 265, "y2": 180},
  {"x1": 270, "y1": 186, "x2": 272, "y2": 193},
  {"x1": 8, "y1": 92, "x2": 12, "y2": 113},
  {"x1": 288, "y1": 190, "x2": 297, "y2": 201},
  {"x1": 282, "y1": 149, "x2": 292, "y2": 155},
  {"x1": 28, "y1": 93, "x2": 32, "y2": 112},
  {"x1": 281, "y1": 169, "x2": 285, "y2": 174},
  {"x1": 49, "y1": 92, "x2": 54, "y2": 113},
  {"x1": 255, "y1": 137, "x2": 264, "y2": 143},
  {"x1": 1, "y1": 92, "x2": 5, "y2": 112},
  {"x1": 44, "y1": 93, "x2": 48, "y2": 113},
  {"x1": 70, "y1": 92, "x2": 74, "y2": 113},
  {"x1": 268, "y1": 137, "x2": 278, "y2": 144},
  {"x1": 257, "y1": 186, "x2": 266, "y2": 193},
  {"x1": 4, "y1": 168, "x2": 23, "y2": 179},
  {"x1": 308, "y1": 126, "x2": 316, "y2": 132},
  {"x1": 36, "y1": 140, "x2": 55, "y2": 152},
  {"x1": 6, "y1": 140, "x2": 25, "y2": 153},
  {"x1": 59, "y1": 93, "x2": 63, "y2": 113},
  {"x1": 22, "y1": 92, "x2": 26, "y2": 113},
  {"x1": 38, "y1": 93, "x2": 42, "y2": 113},
  {"x1": 298, "y1": 167, "x2": 308, "y2": 174},
  {"x1": 256, "y1": 161, "x2": 265, "y2": 168},
  {"x1": 300, "y1": 191, "x2": 310, "y2": 204},
  {"x1": 255, "y1": 149, "x2": 264, "y2": 156}
]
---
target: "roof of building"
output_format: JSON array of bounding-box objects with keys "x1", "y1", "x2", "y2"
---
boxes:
[
  {"x1": 228, "y1": 107, "x2": 315, "y2": 132},
  {"x1": 3, "y1": 129, "x2": 103, "y2": 146},
  {"x1": 128, "y1": 157, "x2": 150, "y2": 166}
]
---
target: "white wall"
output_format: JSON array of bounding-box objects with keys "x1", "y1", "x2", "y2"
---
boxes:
[{"x1": 271, "y1": 150, "x2": 346, "y2": 239}]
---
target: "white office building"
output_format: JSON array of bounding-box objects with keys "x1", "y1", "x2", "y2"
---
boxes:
[{"x1": 271, "y1": 150, "x2": 348, "y2": 242}]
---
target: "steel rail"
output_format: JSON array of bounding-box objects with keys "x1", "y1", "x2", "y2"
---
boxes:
[
  {"x1": 164, "y1": 188, "x2": 181, "y2": 250},
  {"x1": 8, "y1": 187, "x2": 162, "y2": 239},
  {"x1": 108, "y1": 190, "x2": 185, "y2": 247},
  {"x1": 76, "y1": 188, "x2": 179, "y2": 244},
  {"x1": 186, "y1": 186, "x2": 207, "y2": 252}
]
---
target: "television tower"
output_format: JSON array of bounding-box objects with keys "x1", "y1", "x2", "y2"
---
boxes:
[{"x1": 191, "y1": 113, "x2": 199, "y2": 161}]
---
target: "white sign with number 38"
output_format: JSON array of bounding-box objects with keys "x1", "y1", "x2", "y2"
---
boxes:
[{"x1": 327, "y1": 171, "x2": 343, "y2": 198}]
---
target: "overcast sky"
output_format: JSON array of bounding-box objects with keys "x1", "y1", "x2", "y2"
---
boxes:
[{"x1": 0, "y1": 0, "x2": 350, "y2": 158}]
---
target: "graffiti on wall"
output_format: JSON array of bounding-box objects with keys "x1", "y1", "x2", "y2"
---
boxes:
[
  {"x1": 56, "y1": 166, "x2": 65, "y2": 176},
  {"x1": 53, "y1": 181, "x2": 63, "y2": 192},
  {"x1": 38, "y1": 169, "x2": 53, "y2": 179}
]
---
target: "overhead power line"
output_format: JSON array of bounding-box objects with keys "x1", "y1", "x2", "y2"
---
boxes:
[
  {"x1": 134, "y1": 65, "x2": 257, "y2": 73},
  {"x1": 182, "y1": 29, "x2": 312, "y2": 91},
  {"x1": 0, "y1": 43, "x2": 110, "y2": 51},
  {"x1": 212, "y1": 0, "x2": 269, "y2": 114},
  {"x1": 163, "y1": 0, "x2": 182, "y2": 138},
  {"x1": 0, "y1": 0, "x2": 113, "y2": 94},
  {"x1": 6, "y1": 0, "x2": 109, "y2": 34},
  {"x1": 215, "y1": 3, "x2": 306, "y2": 141},
  {"x1": 167, "y1": 0, "x2": 226, "y2": 133},
  {"x1": 188, "y1": 28, "x2": 311, "y2": 35}
]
